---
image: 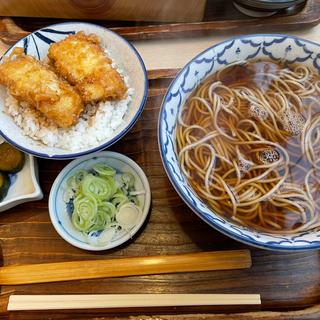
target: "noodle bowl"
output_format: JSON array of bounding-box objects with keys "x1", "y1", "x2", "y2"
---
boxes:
[
  {"x1": 176, "y1": 60, "x2": 320, "y2": 234},
  {"x1": 158, "y1": 35, "x2": 320, "y2": 250}
]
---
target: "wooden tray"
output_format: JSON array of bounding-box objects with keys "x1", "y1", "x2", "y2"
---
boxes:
[
  {"x1": 0, "y1": 69, "x2": 319, "y2": 320},
  {"x1": 0, "y1": 5, "x2": 320, "y2": 318}
]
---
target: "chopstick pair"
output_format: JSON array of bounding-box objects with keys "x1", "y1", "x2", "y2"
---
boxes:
[{"x1": 5, "y1": 250, "x2": 258, "y2": 311}]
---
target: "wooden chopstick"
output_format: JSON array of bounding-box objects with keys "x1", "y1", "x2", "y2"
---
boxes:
[
  {"x1": 7, "y1": 294, "x2": 261, "y2": 311},
  {"x1": 0, "y1": 250, "x2": 251, "y2": 285}
]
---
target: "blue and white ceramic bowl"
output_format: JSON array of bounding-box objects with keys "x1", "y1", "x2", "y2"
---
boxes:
[
  {"x1": 158, "y1": 34, "x2": 320, "y2": 251},
  {"x1": 0, "y1": 22, "x2": 148, "y2": 159},
  {"x1": 49, "y1": 151, "x2": 151, "y2": 251}
]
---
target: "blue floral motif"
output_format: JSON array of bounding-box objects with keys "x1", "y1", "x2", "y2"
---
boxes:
[
  {"x1": 34, "y1": 32, "x2": 55, "y2": 45},
  {"x1": 285, "y1": 45, "x2": 292, "y2": 52},
  {"x1": 240, "y1": 38, "x2": 261, "y2": 47},
  {"x1": 158, "y1": 34, "x2": 320, "y2": 251},
  {"x1": 23, "y1": 37, "x2": 29, "y2": 54},
  {"x1": 41, "y1": 28, "x2": 75, "y2": 35},
  {"x1": 313, "y1": 53, "x2": 320, "y2": 72},
  {"x1": 247, "y1": 47, "x2": 261, "y2": 60},
  {"x1": 217, "y1": 40, "x2": 235, "y2": 65},
  {"x1": 30, "y1": 34, "x2": 40, "y2": 59}
]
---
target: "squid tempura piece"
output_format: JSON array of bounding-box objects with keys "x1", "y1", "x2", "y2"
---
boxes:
[
  {"x1": 0, "y1": 48, "x2": 84, "y2": 128},
  {"x1": 48, "y1": 31, "x2": 127, "y2": 104}
]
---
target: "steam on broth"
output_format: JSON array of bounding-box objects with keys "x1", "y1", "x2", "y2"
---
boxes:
[{"x1": 176, "y1": 59, "x2": 320, "y2": 233}]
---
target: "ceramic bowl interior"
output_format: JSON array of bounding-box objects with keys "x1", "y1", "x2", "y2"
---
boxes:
[
  {"x1": 0, "y1": 22, "x2": 148, "y2": 159},
  {"x1": 158, "y1": 34, "x2": 320, "y2": 251},
  {"x1": 49, "y1": 151, "x2": 151, "y2": 251},
  {"x1": 0, "y1": 137, "x2": 43, "y2": 212}
]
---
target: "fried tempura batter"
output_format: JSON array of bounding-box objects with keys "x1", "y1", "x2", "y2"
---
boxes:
[
  {"x1": 0, "y1": 48, "x2": 84, "y2": 128},
  {"x1": 48, "y1": 31, "x2": 127, "y2": 104}
]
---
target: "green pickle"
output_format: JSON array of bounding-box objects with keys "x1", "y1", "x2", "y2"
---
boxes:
[
  {"x1": 0, "y1": 172, "x2": 10, "y2": 201},
  {"x1": 0, "y1": 143, "x2": 25, "y2": 173}
]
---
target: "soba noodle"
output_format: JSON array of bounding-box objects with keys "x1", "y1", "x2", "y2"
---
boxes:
[{"x1": 176, "y1": 60, "x2": 320, "y2": 233}]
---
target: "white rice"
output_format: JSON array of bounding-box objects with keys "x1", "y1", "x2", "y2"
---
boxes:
[{"x1": 4, "y1": 54, "x2": 133, "y2": 151}]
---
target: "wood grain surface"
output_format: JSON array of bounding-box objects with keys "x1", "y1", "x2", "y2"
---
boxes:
[
  {"x1": 0, "y1": 7, "x2": 320, "y2": 319},
  {"x1": 0, "y1": 70, "x2": 319, "y2": 320},
  {"x1": 0, "y1": 250, "x2": 251, "y2": 285},
  {"x1": 0, "y1": 0, "x2": 207, "y2": 23},
  {"x1": 0, "y1": 0, "x2": 319, "y2": 46}
]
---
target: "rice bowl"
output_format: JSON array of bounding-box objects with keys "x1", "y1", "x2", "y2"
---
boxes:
[{"x1": 0, "y1": 22, "x2": 148, "y2": 159}]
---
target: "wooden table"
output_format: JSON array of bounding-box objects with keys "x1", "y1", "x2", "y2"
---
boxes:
[{"x1": 0, "y1": 5, "x2": 320, "y2": 319}]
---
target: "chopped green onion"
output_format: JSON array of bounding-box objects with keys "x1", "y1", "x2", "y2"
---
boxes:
[
  {"x1": 128, "y1": 195, "x2": 139, "y2": 206},
  {"x1": 66, "y1": 162, "x2": 143, "y2": 245},
  {"x1": 111, "y1": 191, "x2": 129, "y2": 208},
  {"x1": 88, "y1": 209, "x2": 111, "y2": 232},
  {"x1": 98, "y1": 201, "x2": 116, "y2": 218},
  {"x1": 116, "y1": 202, "x2": 142, "y2": 230},
  {"x1": 93, "y1": 163, "x2": 116, "y2": 177},
  {"x1": 81, "y1": 174, "x2": 116, "y2": 201},
  {"x1": 121, "y1": 172, "x2": 135, "y2": 189},
  {"x1": 72, "y1": 194, "x2": 98, "y2": 232},
  {"x1": 67, "y1": 169, "x2": 88, "y2": 189}
]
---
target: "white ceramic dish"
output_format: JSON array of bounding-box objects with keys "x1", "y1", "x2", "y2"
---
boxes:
[
  {"x1": 158, "y1": 34, "x2": 320, "y2": 251},
  {"x1": 48, "y1": 151, "x2": 151, "y2": 251},
  {"x1": 0, "y1": 137, "x2": 43, "y2": 212},
  {"x1": 0, "y1": 22, "x2": 148, "y2": 159}
]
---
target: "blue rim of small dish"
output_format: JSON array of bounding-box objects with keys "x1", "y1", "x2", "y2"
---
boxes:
[
  {"x1": 0, "y1": 22, "x2": 148, "y2": 159},
  {"x1": 158, "y1": 33, "x2": 320, "y2": 251}
]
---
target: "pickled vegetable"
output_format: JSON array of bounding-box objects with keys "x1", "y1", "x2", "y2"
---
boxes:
[
  {"x1": 0, "y1": 172, "x2": 10, "y2": 201},
  {"x1": 0, "y1": 143, "x2": 25, "y2": 173}
]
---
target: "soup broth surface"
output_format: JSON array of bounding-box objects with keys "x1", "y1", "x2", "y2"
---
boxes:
[{"x1": 176, "y1": 59, "x2": 320, "y2": 233}]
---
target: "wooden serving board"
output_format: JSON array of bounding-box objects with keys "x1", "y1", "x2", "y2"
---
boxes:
[
  {"x1": 0, "y1": 69, "x2": 319, "y2": 320},
  {"x1": 0, "y1": 8, "x2": 320, "y2": 319}
]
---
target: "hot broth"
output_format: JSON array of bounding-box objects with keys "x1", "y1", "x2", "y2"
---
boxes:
[{"x1": 176, "y1": 59, "x2": 320, "y2": 233}]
